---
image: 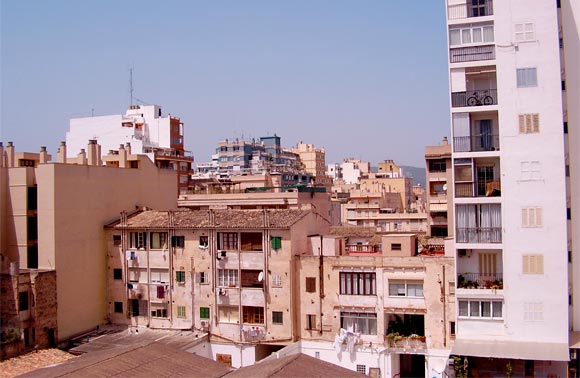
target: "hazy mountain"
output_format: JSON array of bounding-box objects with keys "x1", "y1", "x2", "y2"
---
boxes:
[{"x1": 400, "y1": 166, "x2": 426, "y2": 188}]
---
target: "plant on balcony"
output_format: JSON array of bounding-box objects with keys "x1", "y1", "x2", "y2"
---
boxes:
[
  {"x1": 386, "y1": 332, "x2": 403, "y2": 347},
  {"x1": 0, "y1": 329, "x2": 20, "y2": 345}
]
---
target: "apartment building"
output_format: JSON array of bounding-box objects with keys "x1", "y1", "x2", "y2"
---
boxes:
[
  {"x1": 296, "y1": 233, "x2": 455, "y2": 378},
  {"x1": 104, "y1": 208, "x2": 330, "y2": 368},
  {"x1": 66, "y1": 105, "x2": 193, "y2": 194},
  {"x1": 446, "y1": 0, "x2": 578, "y2": 375},
  {"x1": 425, "y1": 137, "x2": 453, "y2": 237},
  {"x1": 0, "y1": 141, "x2": 176, "y2": 344},
  {"x1": 290, "y1": 142, "x2": 333, "y2": 188}
]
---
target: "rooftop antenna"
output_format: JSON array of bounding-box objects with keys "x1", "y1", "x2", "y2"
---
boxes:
[{"x1": 129, "y1": 67, "x2": 134, "y2": 106}]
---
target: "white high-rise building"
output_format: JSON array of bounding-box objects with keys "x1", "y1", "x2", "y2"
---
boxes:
[{"x1": 446, "y1": 0, "x2": 579, "y2": 375}]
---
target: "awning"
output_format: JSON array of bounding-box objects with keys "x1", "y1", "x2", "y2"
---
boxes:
[
  {"x1": 429, "y1": 203, "x2": 448, "y2": 212},
  {"x1": 451, "y1": 339, "x2": 569, "y2": 361},
  {"x1": 571, "y1": 331, "x2": 580, "y2": 349}
]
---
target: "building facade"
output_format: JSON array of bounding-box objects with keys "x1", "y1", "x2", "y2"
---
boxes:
[
  {"x1": 425, "y1": 137, "x2": 453, "y2": 237},
  {"x1": 446, "y1": 0, "x2": 577, "y2": 374}
]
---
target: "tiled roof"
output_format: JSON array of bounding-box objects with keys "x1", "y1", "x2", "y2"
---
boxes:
[
  {"x1": 18, "y1": 342, "x2": 231, "y2": 378},
  {"x1": 110, "y1": 209, "x2": 311, "y2": 229},
  {"x1": 225, "y1": 353, "x2": 365, "y2": 378},
  {"x1": 329, "y1": 226, "x2": 376, "y2": 238}
]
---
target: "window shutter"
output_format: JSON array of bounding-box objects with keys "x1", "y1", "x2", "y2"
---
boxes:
[
  {"x1": 536, "y1": 255, "x2": 544, "y2": 274},
  {"x1": 535, "y1": 207, "x2": 543, "y2": 227},
  {"x1": 519, "y1": 115, "x2": 526, "y2": 133},
  {"x1": 521, "y1": 208, "x2": 529, "y2": 227},
  {"x1": 522, "y1": 255, "x2": 530, "y2": 274},
  {"x1": 532, "y1": 114, "x2": 540, "y2": 133}
]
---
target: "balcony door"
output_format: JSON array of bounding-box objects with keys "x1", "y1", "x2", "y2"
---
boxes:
[
  {"x1": 476, "y1": 119, "x2": 492, "y2": 151},
  {"x1": 479, "y1": 253, "x2": 497, "y2": 280}
]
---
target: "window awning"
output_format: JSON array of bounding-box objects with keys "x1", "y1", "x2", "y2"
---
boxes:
[
  {"x1": 429, "y1": 204, "x2": 448, "y2": 212},
  {"x1": 451, "y1": 338, "x2": 569, "y2": 361}
]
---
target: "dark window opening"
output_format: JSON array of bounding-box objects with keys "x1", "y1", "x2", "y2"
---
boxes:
[
  {"x1": 27, "y1": 246, "x2": 38, "y2": 269},
  {"x1": 306, "y1": 277, "x2": 316, "y2": 293},
  {"x1": 19, "y1": 292, "x2": 29, "y2": 311},
  {"x1": 113, "y1": 235, "x2": 122, "y2": 246},
  {"x1": 27, "y1": 186, "x2": 37, "y2": 211},
  {"x1": 114, "y1": 302, "x2": 123, "y2": 313},
  {"x1": 113, "y1": 268, "x2": 123, "y2": 280}
]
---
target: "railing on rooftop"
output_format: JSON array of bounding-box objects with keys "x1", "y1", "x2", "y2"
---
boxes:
[
  {"x1": 345, "y1": 244, "x2": 382, "y2": 253},
  {"x1": 450, "y1": 45, "x2": 495, "y2": 63},
  {"x1": 453, "y1": 135, "x2": 500, "y2": 153}
]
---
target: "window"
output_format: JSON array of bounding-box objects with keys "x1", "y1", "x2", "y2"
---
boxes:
[
  {"x1": 388, "y1": 280, "x2": 424, "y2": 298},
  {"x1": 449, "y1": 23, "x2": 494, "y2": 46},
  {"x1": 521, "y1": 161, "x2": 542, "y2": 181},
  {"x1": 27, "y1": 186, "x2": 37, "y2": 211},
  {"x1": 243, "y1": 306, "x2": 264, "y2": 324},
  {"x1": 450, "y1": 321, "x2": 456, "y2": 337},
  {"x1": 199, "y1": 235, "x2": 209, "y2": 248},
  {"x1": 272, "y1": 274, "x2": 282, "y2": 287},
  {"x1": 113, "y1": 268, "x2": 122, "y2": 280},
  {"x1": 340, "y1": 272, "x2": 376, "y2": 295},
  {"x1": 218, "y1": 269, "x2": 239, "y2": 287},
  {"x1": 151, "y1": 304, "x2": 168, "y2": 318},
  {"x1": 219, "y1": 305, "x2": 239, "y2": 323},
  {"x1": 27, "y1": 217, "x2": 38, "y2": 240},
  {"x1": 458, "y1": 300, "x2": 503, "y2": 319},
  {"x1": 176, "y1": 306, "x2": 186, "y2": 318},
  {"x1": 151, "y1": 269, "x2": 170, "y2": 283},
  {"x1": 218, "y1": 232, "x2": 238, "y2": 250},
  {"x1": 357, "y1": 365, "x2": 366, "y2": 374},
  {"x1": 340, "y1": 312, "x2": 377, "y2": 335},
  {"x1": 114, "y1": 302, "x2": 123, "y2": 313},
  {"x1": 517, "y1": 68, "x2": 538, "y2": 87},
  {"x1": 515, "y1": 23, "x2": 535, "y2": 42},
  {"x1": 150, "y1": 232, "x2": 168, "y2": 249},
  {"x1": 197, "y1": 271, "x2": 209, "y2": 284},
  {"x1": 523, "y1": 254, "x2": 544, "y2": 274},
  {"x1": 524, "y1": 302, "x2": 543, "y2": 321},
  {"x1": 272, "y1": 311, "x2": 283, "y2": 324},
  {"x1": 241, "y1": 232, "x2": 263, "y2": 251},
  {"x1": 176, "y1": 270, "x2": 186, "y2": 283},
  {"x1": 129, "y1": 268, "x2": 147, "y2": 283},
  {"x1": 113, "y1": 235, "x2": 122, "y2": 246},
  {"x1": 306, "y1": 314, "x2": 316, "y2": 330},
  {"x1": 171, "y1": 235, "x2": 185, "y2": 248},
  {"x1": 521, "y1": 207, "x2": 543, "y2": 228},
  {"x1": 129, "y1": 232, "x2": 147, "y2": 249},
  {"x1": 216, "y1": 354, "x2": 232, "y2": 367},
  {"x1": 564, "y1": 122, "x2": 569, "y2": 134},
  {"x1": 200, "y1": 307, "x2": 210, "y2": 319},
  {"x1": 130, "y1": 299, "x2": 148, "y2": 316},
  {"x1": 305, "y1": 277, "x2": 316, "y2": 293},
  {"x1": 518, "y1": 114, "x2": 540, "y2": 134},
  {"x1": 271, "y1": 236, "x2": 282, "y2": 250},
  {"x1": 391, "y1": 243, "x2": 402, "y2": 251},
  {"x1": 19, "y1": 292, "x2": 29, "y2": 311},
  {"x1": 429, "y1": 160, "x2": 446, "y2": 172}
]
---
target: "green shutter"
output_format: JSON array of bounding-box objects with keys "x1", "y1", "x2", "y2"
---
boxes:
[{"x1": 271, "y1": 236, "x2": 282, "y2": 250}]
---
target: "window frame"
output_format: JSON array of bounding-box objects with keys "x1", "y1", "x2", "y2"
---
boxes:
[
  {"x1": 388, "y1": 280, "x2": 424, "y2": 298},
  {"x1": 340, "y1": 311, "x2": 378, "y2": 335},
  {"x1": 305, "y1": 277, "x2": 316, "y2": 293},
  {"x1": 218, "y1": 232, "x2": 238, "y2": 250},
  {"x1": 113, "y1": 268, "x2": 123, "y2": 280},
  {"x1": 218, "y1": 269, "x2": 239, "y2": 287},
  {"x1": 114, "y1": 301, "x2": 123, "y2": 314},
  {"x1": 458, "y1": 300, "x2": 503, "y2": 319},
  {"x1": 176, "y1": 270, "x2": 186, "y2": 283},
  {"x1": 271, "y1": 236, "x2": 282, "y2": 250},
  {"x1": 200, "y1": 307, "x2": 210, "y2": 319},
  {"x1": 515, "y1": 22, "x2": 535, "y2": 42},
  {"x1": 339, "y1": 272, "x2": 377, "y2": 296},
  {"x1": 272, "y1": 311, "x2": 284, "y2": 325},
  {"x1": 516, "y1": 68, "x2": 538, "y2": 88}
]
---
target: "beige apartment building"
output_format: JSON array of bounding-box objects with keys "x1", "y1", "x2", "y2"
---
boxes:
[
  {"x1": 0, "y1": 141, "x2": 177, "y2": 345},
  {"x1": 296, "y1": 233, "x2": 455, "y2": 378},
  {"x1": 290, "y1": 142, "x2": 333, "y2": 187},
  {"x1": 104, "y1": 208, "x2": 330, "y2": 367},
  {"x1": 425, "y1": 137, "x2": 453, "y2": 237}
]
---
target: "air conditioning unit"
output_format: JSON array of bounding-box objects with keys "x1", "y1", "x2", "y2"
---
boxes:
[
  {"x1": 200, "y1": 320, "x2": 210, "y2": 331},
  {"x1": 458, "y1": 249, "x2": 467, "y2": 257}
]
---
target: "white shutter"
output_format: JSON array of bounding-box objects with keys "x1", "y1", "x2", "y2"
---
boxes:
[{"x1": 521, "y1": 208, "x2": 529, "y2": 227}]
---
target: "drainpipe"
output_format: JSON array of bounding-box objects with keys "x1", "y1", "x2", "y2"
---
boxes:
[
  {"x1": 319, "y1": 235, "x2": 324, "y2": 335},
  {"x1": 441, "y1": 264, "x2": 447, "y2": 348}
]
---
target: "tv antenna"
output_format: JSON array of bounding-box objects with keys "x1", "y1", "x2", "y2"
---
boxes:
[{"x1": 129, "y1": 67, "x2": 134, "y2": 106}]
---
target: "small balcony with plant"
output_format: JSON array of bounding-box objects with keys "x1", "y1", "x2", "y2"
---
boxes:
[
  {"x1": 456, "y1": 249, "x2": 503, "y2": 293},
  {"x1": 384, "y1": 314, "x2": 426, "y2": 351}
]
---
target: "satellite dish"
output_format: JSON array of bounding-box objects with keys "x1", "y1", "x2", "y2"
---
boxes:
[
  {"x1": 258, "y1": 272, "x2": 264, "y2": 282},
  {"x1": 443, "y1": 184, "x2": 448, "y2": 192}
]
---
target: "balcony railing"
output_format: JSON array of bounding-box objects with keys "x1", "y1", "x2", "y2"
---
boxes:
[
  {"x1": 456, "y1": 179, "x2": 501, "y2": 198},
  {"x1": 451, "y1": 89, "x2": 498, "y2": 107},
  {"x1": 385, "y1": 333, "x2": 427, "y2": 349},
  {"x1": 453, "y1": 135, "x2": 499, "y2": 152},
  {"x1": 450, "y1": 45, "x2": 495, "y2": 63},
  {"x1": 345, "y1": 244, "x2": 382, "y2": 253},
  {"x1": 448, "y1": 0, "x2": 493, "y2": 20},
  {"x1": 456, "y1": 227, "x2": 502, "y2": 243},
  {"x1": 457, "y1": 272, "x2": 503, "y2": 289}
]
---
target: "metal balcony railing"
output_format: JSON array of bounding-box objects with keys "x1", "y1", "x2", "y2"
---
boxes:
[
  {"x1": 345, "y1": 244, "x2": 382, "y2": 253},
  {"x1": 455, "y1": 179, "x2": 501, "y2": 198},
  {"x1": 453, "y1": 135, "x2": 500, "y2": 152},
  {"x1": 456, "y1": 227, "x2": 502, "y2": 243},
  {"x1": 451, "y1": 89, "x2": 498, "y2": 107},
  {"x1": 450, "y1": 45, "x2": 495, "y2": 63},
  {"x1": 457, "y1": 272, "x2": 503, "y2": 289},
  {"x1": 448, "y1": 0, "x2": 493, "y2": 20}
]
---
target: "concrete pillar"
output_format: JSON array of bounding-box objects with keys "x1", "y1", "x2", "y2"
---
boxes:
[
  {"x1": 0, "y1": 142, "x2": 4, "y2": 168},
  {"x1": 97, "y1": 144, "x2": 102, "y2": 166},
  {"x1": 87, "y1": 140, "x2": 98, "y2": 166},
  {"x1": 57, "y1": 141, "x2": 67, "y2": 163},
  {"x1": 5, "y1": 142, "x2": 15, "y2": 168},
  {"x1": 77, "y1": 149, "x2": 87, "y2": 165},
  {"x1": 125, "y1": 142, "x2": 131, "y2": 155},
  {"x1": 39, "y1": 146, "x2": 49, "y2": 164},
  {"x1": 119, "y1": 144, "x2": 127, "y2": 168}
]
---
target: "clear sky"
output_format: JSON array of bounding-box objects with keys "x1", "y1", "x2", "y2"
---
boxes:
[{"x1": 1, "y1": 1, "x2": 450, "y2": 167}]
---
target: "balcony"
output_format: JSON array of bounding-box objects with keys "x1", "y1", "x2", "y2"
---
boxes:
[
  {"x1": 457, "y1": 272, "x2": 503, "y2": 289},
  {"x1": 448, "y1": 0, "x2": 493, "y2": 20},
  {"x1": 345, "y1": 244, "x2": 381, "y2": 254},
  {"x1": 455, "y1": 179, "x2": 501, "y2": 198},
  {"x1": 456, "y1": 227, "x2": 501, "y2": 243},
  {"x1": 452, "y1": 89, "x2": 497, "y2": 107},
  {"x1": 453, "y1": 134, "x2": 499, "y2": 152},
  {"x1": 450, "y1": 45, "x2": 495, "y2": 63}
]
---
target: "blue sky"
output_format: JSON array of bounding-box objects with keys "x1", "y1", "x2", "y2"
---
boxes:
[{"x1": 1, "y1": 1, "x2": 450, "y2": 167}]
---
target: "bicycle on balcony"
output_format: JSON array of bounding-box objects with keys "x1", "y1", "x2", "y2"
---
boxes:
[{"x1": 467, "y1": 90, "x2": 494, "y2": 106}]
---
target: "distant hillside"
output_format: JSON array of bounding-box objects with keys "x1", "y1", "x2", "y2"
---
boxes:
[{"x1": 400, "y1": 166, "x2": 426, "y2": 188}]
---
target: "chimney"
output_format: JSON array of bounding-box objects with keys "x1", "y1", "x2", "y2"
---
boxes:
[
  {"x1": 0, "y1": 142, "x2": 4, "y2": 168},
  {"x1": 77, "y1": 149, "x2": 87, "y2": 165},
  {"x1": 87, "y1": 140, "x2": 98, "y2": 166},
  {"x1": 39, "y1": 146, "x2": 49, "y2": 164},
  {"x1": 6, "y1": 142, "x2": 15, "y2": 168},
  {"x1": 57, "y1": 141, "x2": 67, "y2": 163},
  {"x1": 97, "y1": 143, "x2": 102, "y2": 166},
  {"x1": 442, "y1": 137, "x2": 449, "y2": 146},
  {"x1": 125, "y1": 142, "x2": 131, "y2": 155},
  {"x1": 119, "y1": 144, "x2": 127, "y2": 168}
]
